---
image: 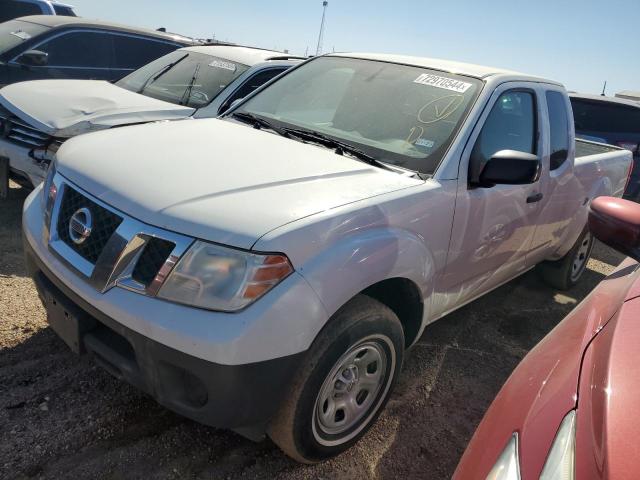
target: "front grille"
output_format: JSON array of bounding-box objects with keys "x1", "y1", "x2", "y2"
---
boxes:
[
  {"x1": 57, "y1": 186, "x2": 123, "y2": 264},
  {"x1": 0, "y1": 108, "x2": 51, "y2": 148},
  {"x1": 131, "y1": 238, "x2": 175, "y2": 286}
]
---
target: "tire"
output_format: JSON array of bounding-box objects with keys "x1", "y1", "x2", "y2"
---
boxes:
[
  {"x1": 267, "y1": 294, "x2": 404, "y2": 463},
  {"x1": 537, "y1": 228, "x2": 594, "y2": 290}
]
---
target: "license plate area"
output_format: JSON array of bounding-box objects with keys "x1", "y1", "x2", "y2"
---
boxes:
[{"x1": 41, "y1": 285, "x2": 96, "y2": 354}]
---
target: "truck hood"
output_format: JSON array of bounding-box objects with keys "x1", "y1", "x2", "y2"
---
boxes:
[
  {"x1": 56, "y1": 118, "x2": 422, "y2": 249},
  {"x1": 0, "y1": 80, "x2": 194, "y2": 137}
]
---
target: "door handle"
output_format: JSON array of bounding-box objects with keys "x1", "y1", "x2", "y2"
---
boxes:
[{"x1": 526, "y1": 192, "x2": 543, "y2": 203}]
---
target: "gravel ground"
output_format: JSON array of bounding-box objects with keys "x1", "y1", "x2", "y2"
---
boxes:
[{"x1": 0, "y1": 181, "x2": 625, "y2": 480}]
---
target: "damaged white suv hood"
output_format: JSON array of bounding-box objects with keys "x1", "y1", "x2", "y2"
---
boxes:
[
  {"x1": 56, "y1": 118, "x2": 422, "y2": 249},
  {"x1": 0, "y1": 79, "x2": 194, "y2": 137}
]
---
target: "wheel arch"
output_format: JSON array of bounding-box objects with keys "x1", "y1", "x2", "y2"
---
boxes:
[{"x1": 298, "y1": 227, "x2": 434, "y2": 348}]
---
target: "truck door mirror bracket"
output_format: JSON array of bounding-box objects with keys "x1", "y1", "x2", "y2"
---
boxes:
[{"x1": 476, "y1": 150, "x2": 541, "y2": 188}]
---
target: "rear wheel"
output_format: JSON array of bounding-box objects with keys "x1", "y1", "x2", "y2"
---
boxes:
[
  {"x1": 267, "y1": 295, "x2": 404, "y2": 463},
  {"x1": 538, "y1": 228, "x2": 594, "y2": 290}
]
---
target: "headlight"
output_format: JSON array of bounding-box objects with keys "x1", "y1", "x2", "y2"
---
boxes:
[
  {"x1": 540, "y1": 410, "x2": 576, "y2": 480},
  {"x1": 486, "y1": 434, "x2": 520, "y2": 480},
  {"x1": 42, "y1": 161, "x2": 57, "y2": 227},
  {"x1": 157, "y1": 240, "x2": 293, "y2": 311}
]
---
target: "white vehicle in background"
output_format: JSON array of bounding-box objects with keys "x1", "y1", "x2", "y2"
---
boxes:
[
  {"x1": 0, "y1": 0, "x2": 76, "y2": 22},
  {"x1": 0, "y1": 45, "x2": 301, "y2": 190}
]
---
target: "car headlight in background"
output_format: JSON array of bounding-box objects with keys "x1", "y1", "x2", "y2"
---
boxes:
[
  {"x1": 42, "y1": 161, "x2": 57, "y2": 227},
  {"x1": 486, "y1": 434, "x2": 520, "y2": 480},
  {"x1": 157, "y1": 240, "x2": 293, "y2": 311},
  {"x1": 540, "y1": 410, "x2": 576, "y2": 480}
]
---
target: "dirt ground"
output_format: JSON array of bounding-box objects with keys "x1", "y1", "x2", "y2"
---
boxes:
[{"x1": 0, "y1": 181, "x2": 625, "y2": 480}]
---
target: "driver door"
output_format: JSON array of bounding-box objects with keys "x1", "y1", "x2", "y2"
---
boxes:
[{"x1": 438, "y1": 83, "x2": 546, "y2": 313}]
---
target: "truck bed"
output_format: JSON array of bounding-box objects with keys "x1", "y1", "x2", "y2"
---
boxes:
[
  {"x1": 574, "y1": 137, "x2": 632, "y2": 202},
  {"x1": 576, "y1": 138, "x2": 620, "y2": 158}
]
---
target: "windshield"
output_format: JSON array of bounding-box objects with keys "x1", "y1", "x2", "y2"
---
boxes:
[
  {"x1": 116, "y1": 50, "x2": 250, "y2": 108},
  {"x1": 0, "y1": 20, "x2": 49, "y2": 55},
  {"x1": 234, "y1": 56, "x2": 482, "y2": 174}
]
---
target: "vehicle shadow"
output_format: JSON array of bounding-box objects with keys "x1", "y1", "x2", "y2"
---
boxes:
[
  {"x1": 0, "y1": 182, "x2": 30, "y2": 278},
  {"x1": 0, "y1": 325, "x2": 253, "y2": 479}
]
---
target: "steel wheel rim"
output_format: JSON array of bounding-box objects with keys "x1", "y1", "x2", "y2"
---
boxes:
[
  {"x1": 570, "y1": 232, "x2": 592, "y2": 281},
  {"x1": 314, "y1": 337, "x2": 391, "y2": 439}
]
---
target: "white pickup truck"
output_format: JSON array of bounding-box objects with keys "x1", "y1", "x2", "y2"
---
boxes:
[{"x1": 23, "y1": 53, "x2": 631, "y2": 463}]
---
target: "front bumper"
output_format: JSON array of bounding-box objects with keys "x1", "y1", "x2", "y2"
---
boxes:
[
  {"x1": 22, "y1": 187, "x2": 329, "y2": 365},
  {"x1": 21, "y1": 185, "x2": 330, "y2": 433},
  {"x1": 26, "y1": 248, "x2": 303, "y2": 431}
]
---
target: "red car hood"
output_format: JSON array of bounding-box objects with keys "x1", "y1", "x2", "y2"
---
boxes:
[{"x1": 454, "y1": 258, "x2": 640, "y2": 480}]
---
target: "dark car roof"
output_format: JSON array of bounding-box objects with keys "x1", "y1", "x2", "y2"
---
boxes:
[
  {"x1": 17, "y1": 15, "x2": 199, "y2": 45},
  {"x1": 569, "y1": 92, "x2": 640, "y2": 109}
]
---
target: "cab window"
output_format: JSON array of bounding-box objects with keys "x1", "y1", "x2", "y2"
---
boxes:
[
  {"x1": 469, "y1": 90, "x2": 537, "y2": 181},
  {"x1": 546, "y1": 91, "x2": 570, "y2": 170}
]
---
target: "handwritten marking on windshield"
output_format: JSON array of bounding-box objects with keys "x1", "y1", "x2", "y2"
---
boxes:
[
  {"x1": 418, "y1": 94, "x2": 464, "y2": 125},
  {"x1": 405, "y1": 126, "x2": 425, "y2": 144}
]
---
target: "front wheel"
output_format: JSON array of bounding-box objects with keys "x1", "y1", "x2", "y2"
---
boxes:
[
  {"x1": 537, "y1": 228, "x2": 594, "y2": 290},
  {"x1": 267, "y1": 295, "x2": 404, "y2": 463}
]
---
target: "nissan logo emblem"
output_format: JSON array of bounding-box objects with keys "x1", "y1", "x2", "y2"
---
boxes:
[{"x1": 68, "y1": 207, "x2": 93, "y2": 245}]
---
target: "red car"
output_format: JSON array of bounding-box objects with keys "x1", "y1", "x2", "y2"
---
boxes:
[{"x1": 454, "y1": 196, "x2": 640, "y2": 480}]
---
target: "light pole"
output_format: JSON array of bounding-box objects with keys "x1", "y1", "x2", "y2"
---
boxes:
[{"x1": 315, "y1": 1, "x2": 328, "y2": 56}]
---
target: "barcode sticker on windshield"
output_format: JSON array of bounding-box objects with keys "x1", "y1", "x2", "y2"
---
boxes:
[
  {"x1": 413, "y1": 74, "x2": 472, "y2": 93},
  {"x1": 415, "y1": 138, "x2": 435, "y2": 148},
  {"x1": 209, "y1": 60, "x2": 237, "y2": 71}
]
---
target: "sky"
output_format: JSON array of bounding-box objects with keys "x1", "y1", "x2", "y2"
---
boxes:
[{"x1": 69, "y1": 0, "x2": 639, "y2": 95}]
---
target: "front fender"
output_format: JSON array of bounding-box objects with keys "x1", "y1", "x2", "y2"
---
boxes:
[{"x1": 297, "y1": 227, "x2": 434, "y2": 330}]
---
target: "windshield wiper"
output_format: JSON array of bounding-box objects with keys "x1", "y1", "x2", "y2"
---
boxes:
[
  {"x1": 230, "y1": 112, "x2": 291, "y2": 138},
  {"x1": 180, "y1": 63, "x2": 201, "y2": 106},
  {"x1": 283, "y1": 127, "x2": 395, "y2": 172},
  {"x1": 137, "y1": 53, "x2": 189, "y2": 94}
]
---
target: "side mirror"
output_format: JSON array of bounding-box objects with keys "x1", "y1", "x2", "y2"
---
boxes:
[
  {"x1": 15, "y1": 50, "x2": 48, "y2": 67},
  {"x1": 589, "y1": 196, "x2": 640, "y2": 262},
  {"x1": 477, "y1": 150, "x2": 541, "y2": 187}
]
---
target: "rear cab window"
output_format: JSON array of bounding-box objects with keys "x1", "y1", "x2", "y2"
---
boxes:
[
  {"x1": 0, "y1": 19, "x2": 49, "y2": 55},
  {"x1": 546, "y1": 91, "x2": 570, "y2": 170}
]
